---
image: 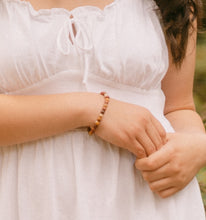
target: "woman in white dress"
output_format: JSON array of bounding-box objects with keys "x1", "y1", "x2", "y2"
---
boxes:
[{"x1": 0, "y1": 0, "x2": 205, "y2": 219}]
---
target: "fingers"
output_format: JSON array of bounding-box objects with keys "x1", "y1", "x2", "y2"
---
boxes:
[
  {"x1": 145, "y1": 122, "x2": 164, "y2": 151},
  {"x1": 147, "y1": 176, "x2": 181, "y2": 198},
  {"x1": 148, "y1": 177, "x2": 174, "y2": 192},
  {"x1": 141, "y1": 164, "x2": 184, "y2": 198},
  {"x1": 148, "y1": 177, "x2": 181, "y2": 198},
  {"x1": 135, "y1": 118, "x2": 167, "y2": 157},
  {"x1": 129, "y1": 140, "x2": 147, "y2": 158},
  {"x1": 150, "y1": 116, "x2": 167, "y2": 144},
  {"x1": 131, "y1": 139, "x2": 147, "y2": 158},
  {"x1": 157, "y1": 187, "x2": 180, "y2": 198},
  {"x1": 136, "y1": 115, "x2": 166, "y2": 156},
  {"x1": 142, "y1": 163, "x2": 171, "y2": 182},
  {"x1": 137, "y1": 132, "x2": 156, "y2": 156},
  {"x1": 135, "y1": 145, "x2": 171, "y2": 171}
]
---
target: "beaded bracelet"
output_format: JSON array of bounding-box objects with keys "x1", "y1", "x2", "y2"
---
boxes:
[{"x1": 88, "y1": 92, "x2": 110, "y2": 135}]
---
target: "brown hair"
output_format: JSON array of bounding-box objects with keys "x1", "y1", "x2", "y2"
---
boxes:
[{"x1": 154, "y1": 0, "x2": 202, "y2": 65}]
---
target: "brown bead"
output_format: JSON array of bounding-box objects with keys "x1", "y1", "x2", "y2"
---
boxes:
[
  {"x1": 88, "y1": 91, "x2": 110, "y2": 136},
  {"x1": 97, "y1": 116, "x2": 102, "y2": 121},
  {"x1": 88, "y1": 127, "x2": 95, "y2": 135},
  {"x1": 94, "y1": 125, "x2": 98, "y2": 129},
  {"x1": 95, "y1": 120, "x2": 100, "y2": 126}
]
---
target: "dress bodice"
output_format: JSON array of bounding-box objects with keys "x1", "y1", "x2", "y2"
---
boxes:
[{"x1": 0, "y1": 0, "x2": 168, "y2": 94}]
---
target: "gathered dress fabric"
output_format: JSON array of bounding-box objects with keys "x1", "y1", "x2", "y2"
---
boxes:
[{"x1": 0, "y1": 0, "x2": 205, "y2": 219}]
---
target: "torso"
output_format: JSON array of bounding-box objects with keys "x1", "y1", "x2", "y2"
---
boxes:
[{"x1": 0, "y1": 1, "x2": 205, "y2": 219}]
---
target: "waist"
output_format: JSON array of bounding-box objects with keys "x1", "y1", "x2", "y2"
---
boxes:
[{"x1": 6, "y1": 71, "x2": 165, "y2": 117}]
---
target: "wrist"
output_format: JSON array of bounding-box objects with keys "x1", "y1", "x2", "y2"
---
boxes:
[
  {"x1": 77, "y1": 92, "x2": 104, "y2": 128},
  {"x1": 87, "y1": 92, "x2": 110, "y2": 135}
]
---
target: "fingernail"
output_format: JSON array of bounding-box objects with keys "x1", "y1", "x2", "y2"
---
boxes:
[
  {"x1": 134, "y1": 161, "x2": 138, "y2": 169},
  {"x1": 163, "y1": 138, "x2": 167, "y2": 145}
]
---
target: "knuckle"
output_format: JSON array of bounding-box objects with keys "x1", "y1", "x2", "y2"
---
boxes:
[
  {"x1": 171, "y1": 167, "x2": 179, "y2": 175},
  {"x1": 143, "y1": 108, "x2": 150, "y2": 116},
  {"x1": 143, "y1": 116, "x2": 151, "y2": 126},
  {"x1": 123, "y1": 127, "x2": 133, "y2": 139},
  {"x1": 134, "y1": 126, "x2": 143, "y2": 134},
  {"x1": 140, "y1": 116, "x2": 148, "y2": 125},
  {"x1": 147, "y1": 159, "x2": 156, "y2": 170},
  {"x1": 119, "y1": 133, "x2": 129, "y2": 145},
  {"x1": 156, "y1": 142, "x2": 163, "y2": 150},
  {"x1": 129, "y1": 124, "x2": 143, "y2": 136},
  {"x1": 171, "y1": 164, "x2": 180, "y2": 174},
  {"x1": 137, "y1": 148, "x2": 146, "y2": 157},
  {"x1": 176, "y1": 174, "x2": 186, "y2": 186},
  {"x1": 128, "y1": 124, "x2": 137, "y2": 134},
  {"x1": 147, "y1": 145, "x2": 156, "y2": 154},
  {"x1": 139, "y1": 110, "x2": 150, "y2": 124},
  {"x1": 159, "y1": 129, "x2": 166, "y2": 138}
]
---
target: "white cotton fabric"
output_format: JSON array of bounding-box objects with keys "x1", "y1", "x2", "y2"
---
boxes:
[{"x1": 0, "y1": 0, "x2": 205, "y2": 219}]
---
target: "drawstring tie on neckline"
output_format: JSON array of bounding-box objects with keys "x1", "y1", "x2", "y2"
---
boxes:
[{"x1": 57, "y1": 13, "x2": 94, "y2": 86}]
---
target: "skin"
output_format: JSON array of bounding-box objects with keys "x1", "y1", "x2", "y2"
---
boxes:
[
  {"x1": 135, "y1": 133, "x2": 206, "y2": 198},
  {"x1": 135, "y1": 21, "x2": 206, "y2": 197},
  {"x1": 1, "y1": 0, "x2": 205, "y2": 198}
]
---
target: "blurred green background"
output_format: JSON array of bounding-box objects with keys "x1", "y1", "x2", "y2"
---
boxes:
[
  {"x1": 196, "y1": 36, "x2": 206, "y2": 211},
  {"x1": 195, "y1": 0, "x2": 206, "y2": 210}
]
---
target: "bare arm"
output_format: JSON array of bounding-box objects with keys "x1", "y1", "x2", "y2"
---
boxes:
[
  {"x1": 135, "y1": 22, "x2": 206, "y2": 198},
  {"x1": 161, "y1": 21, "x2": 206, "y2": 169},
  {"x1": 0, "y1": 92, "x2": 103, "y2": 145},
  {"x1": 162, "y1": 24, "x2": 205, "y2": 135},
  {"x1": 0, "y1": 91, "x2": 166, "y2": 158}
]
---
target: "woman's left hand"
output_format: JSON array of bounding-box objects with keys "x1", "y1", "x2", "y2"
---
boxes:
[{"x1": 135, "y1": 132, "x2": 206, "y2": 198}]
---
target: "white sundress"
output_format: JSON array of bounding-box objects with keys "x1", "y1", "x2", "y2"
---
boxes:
[{"x1": 0, "y1": 0, "x2": 205, "y2": 219}]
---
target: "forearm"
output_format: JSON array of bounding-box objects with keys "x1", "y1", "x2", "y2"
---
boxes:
[
  {"x1": 0, "y1": 92, "x2": 102, "y2": 146},
  {"x1": 165, "y1": 109, "x2": 205, "y2": 133}
]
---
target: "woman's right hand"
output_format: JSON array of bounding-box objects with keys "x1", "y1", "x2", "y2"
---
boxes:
[
  {"x1": 0, "y1": 92, "x2": 166, "y2": 148},
  {"x1": 94, "y1": 98, "x2": 167, "y2": 158},
  {"x1": 0, "y1": 92, "x2": 165, "y2": 148}
]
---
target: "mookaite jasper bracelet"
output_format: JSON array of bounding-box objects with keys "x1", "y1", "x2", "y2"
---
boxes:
[{"x1": 88, "y1": 92, "x2": 110, "y2": 135}]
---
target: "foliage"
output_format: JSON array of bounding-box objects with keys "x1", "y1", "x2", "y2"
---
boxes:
[{"x1": 195, "y1": 32, "x2": 206, "y2": 210}]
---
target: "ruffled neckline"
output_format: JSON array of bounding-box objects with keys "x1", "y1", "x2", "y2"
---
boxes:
[{"x1": 5, "y1": 0, "x2": 120, "y2": 17}]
